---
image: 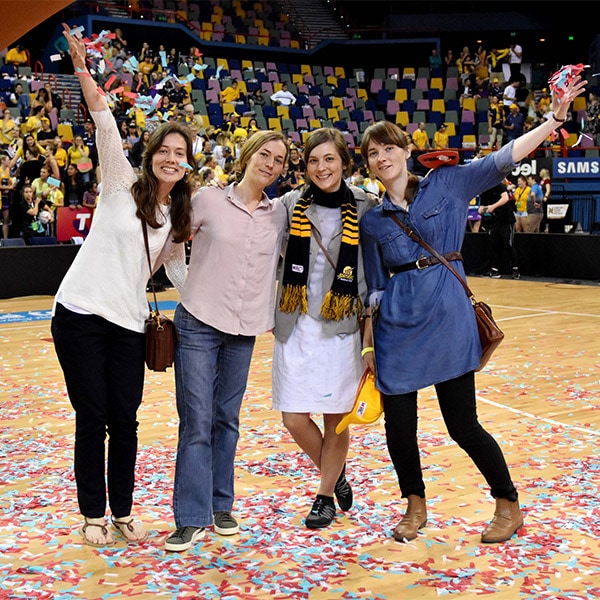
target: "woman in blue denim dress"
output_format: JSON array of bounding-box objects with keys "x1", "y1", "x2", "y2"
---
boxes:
[{"x1": 359, "y1": 74, "x2": 585, "y2": 545}]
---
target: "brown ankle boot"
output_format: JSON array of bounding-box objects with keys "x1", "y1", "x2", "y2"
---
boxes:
[
  {"x1": 481, "y1": 498, "x2": 524, "y2": 543},
  {"x1": 393, "y1": 495, "x2": 427, "y2": 542}
]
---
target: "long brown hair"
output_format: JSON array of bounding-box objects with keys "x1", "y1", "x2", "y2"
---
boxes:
[
  {"x1": 360, "y1": 121, "x2": 420, "y2": 204},
  {"x1": 131, "y1": 122, "x2": 194, "y2": 243}
]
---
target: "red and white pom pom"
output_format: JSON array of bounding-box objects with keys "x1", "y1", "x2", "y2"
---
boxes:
[{"x1": 548, "y1": 64, "x2": 588, "y2": 100}]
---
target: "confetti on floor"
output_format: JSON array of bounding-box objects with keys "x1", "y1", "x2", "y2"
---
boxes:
[{"x1": 1, "y1": 290, "x2": 599, "y2": 599}]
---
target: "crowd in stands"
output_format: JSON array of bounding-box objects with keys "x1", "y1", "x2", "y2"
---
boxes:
[{"x1": 1, "y1": 0, "x2": 599, "y2": 244}]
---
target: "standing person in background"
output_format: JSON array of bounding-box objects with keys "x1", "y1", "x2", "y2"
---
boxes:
[
  {"x1": 0, "y1": 109, "x2": 17, "y2": 150},
  {"x1": 51, "y1": 24, "x2": 195, "y2": 548},
  {"x1": 583, "y1": 91, "x2": 600, "y2": 145},
  {"x1": 358, "y1": 71, "x2": 585, "y2": 545},
  {"x1": 0, "y1": 153, "x2": 16, "y2": 239},
  {"x1": 165, "y1": 130, "x2": 289, "y2": 553},
  {"x1": 67, "y1": 134, "x2": 92, "y2": 183},
  {"x1": 411, "y1": 122, "x2": 431, "y2": 176},
  {"x1": 525, "y1": 174, "x2": 544, "y2": 232},
  {"x1": 272, "y1": 128, "x2": 376, "y2": 529},
  {"x1": 512, "y1": 174, "x2": 530, "y2": 233},
  {"x1": 478, "y1": 180, "x2": 520, "y2": 279},
  {"x1": 487, "y1": 96, "x2": 504, "y2": 150},
  {"x1": 429, "y1": 48, "x2": 442, "y2": 73},
  {"x1": 508, "y1": 42, "x2": 523, "y2": 80},
  {"x1": 539, "y1": 168, "x2": 552, "y2": 233},
  {"x1": 412, "y1": 122, "x2": 431, "y2": 152},
  {"x1": 63, "y1": 163, "x2": 85, "y2": 208},
  {"x1": 433, "y1": 123, "x2": 449, "y2": 149},
  {"x1": 504, "y1": 104, "x2": 524, "y2": 143}
]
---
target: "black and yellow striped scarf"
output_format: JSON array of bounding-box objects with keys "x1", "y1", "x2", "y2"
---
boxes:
[{"x1": 279, "y1": 181, "x2": 362, "y2": 321}]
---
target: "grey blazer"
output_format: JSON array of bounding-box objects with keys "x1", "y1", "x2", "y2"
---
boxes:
[{"x1": 273, "y1": 185, "x2": 377, "y2": 343}]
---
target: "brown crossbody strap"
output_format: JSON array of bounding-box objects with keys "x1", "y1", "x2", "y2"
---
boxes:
[
  {"x1": 386, "y1": 211, "x2": 475, "y2": 301},
  {"x1": 142, "y1": 220, "x2": 160, "y2": 315},
  {"x1": 311, "y1": 225, "x2": 337, "y2": 270}
]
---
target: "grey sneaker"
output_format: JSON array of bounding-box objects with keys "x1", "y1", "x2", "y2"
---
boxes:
[
  {"x1": 164, "y1": 526, "x2": 204, "y2": 552},
  {"x1": 214, "y1": 511, "x2": 239, "y2": 535},
  {"x1": 489, "y1": 269, "x2": 501, "y2": 279}
]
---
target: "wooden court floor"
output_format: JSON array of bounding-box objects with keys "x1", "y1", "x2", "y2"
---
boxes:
[{"x1": 0, "y1": 276, "x2": 599, "y2": 599}]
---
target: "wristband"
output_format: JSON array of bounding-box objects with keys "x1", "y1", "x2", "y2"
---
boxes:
[
  {"x1": 552, "y1": 115, "x2": 567, "y2": 123},
  {"x1": 361, "y1": 346, "x2": 374, "y2": 357}
]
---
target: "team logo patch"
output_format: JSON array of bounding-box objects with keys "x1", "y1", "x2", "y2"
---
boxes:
[{"x1": 337, "y1": 266, "x2": 354, "y2": 282}]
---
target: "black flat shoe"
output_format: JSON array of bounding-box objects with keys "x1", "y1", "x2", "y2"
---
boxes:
[
  {"x1": 334, "y1": 465, "x2": 353, "y2": 512},
  {"x1": 305, "y1": 495, "x2": 336, "y2": 528}
]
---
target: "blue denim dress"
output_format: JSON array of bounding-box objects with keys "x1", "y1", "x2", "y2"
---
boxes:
[{"x1": 360, "y1": 143, "x2": 516, "y2": 395}]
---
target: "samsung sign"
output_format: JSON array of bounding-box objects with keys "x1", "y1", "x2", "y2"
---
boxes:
[{"x1": 554, "y1": 158, "x2": 600, "y2": 178}]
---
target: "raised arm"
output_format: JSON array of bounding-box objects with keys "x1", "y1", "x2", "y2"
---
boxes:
[
  {"x1": 61, "y1": 23, "x2": 108, "y2": 113},
  {"x1": 512, "y1": 73, "x2": 587, "y2": 163}
]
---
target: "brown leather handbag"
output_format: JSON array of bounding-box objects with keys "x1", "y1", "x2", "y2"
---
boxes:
[
  {"x1": 142, "y1": 220, "x2": 178, "y2": 372},
  {"x1": 387, "y1": 212, "x2": 504, "y2": 371}
]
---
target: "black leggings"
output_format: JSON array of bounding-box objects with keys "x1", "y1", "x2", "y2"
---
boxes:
[{"x1": 383, "y1": 371, "x2": 518, "y2": 501}]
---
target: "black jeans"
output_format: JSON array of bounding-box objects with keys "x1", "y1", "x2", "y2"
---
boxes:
[
  {"x1": 51, "y1": 303, "x2": 145, "y2": 518},
  {"x1": 382, "y1": 371, "x2": 518, "y2": 501},
  {"x1": 490, "y1": 223, "x2": 518, "y2": 271}
]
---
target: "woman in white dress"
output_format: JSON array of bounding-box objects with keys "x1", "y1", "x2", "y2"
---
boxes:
[{"x1": 272, "y1": 128, "x2": 376, "y2": 528}]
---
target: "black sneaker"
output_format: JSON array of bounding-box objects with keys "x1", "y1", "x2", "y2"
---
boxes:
[
  {"x1": 164, "y1": 526, "x2": 204, "y2": 552},
  {"x1": 334, "y1": 465, "x2": 353, "y2": 512},
  {"x1": 512, "y1": 268, "x2": 521, "y2": 280},
  {"x1": 305, "y1": 495, "x2": 336, "y2": 529},
  {"x1": 214, "y1": 511, "x2": 239, "y2": 535},
  {"x1": 489, "y1": 269, "x2": 501, "y2": 279}
]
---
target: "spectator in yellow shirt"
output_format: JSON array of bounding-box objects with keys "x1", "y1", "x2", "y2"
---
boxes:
[
  {"x1": 433, "y1": 123, "x2": 449, "y2": 149},
  {"x1": 220, "y1": 79, "x2": 242, "y2": 105},
  {"x1": 412, "y1": 122, "x2": 431, "y2": 150},
  {"x1": 5, "y1": 44, "x2": 28, "y2": 72}
]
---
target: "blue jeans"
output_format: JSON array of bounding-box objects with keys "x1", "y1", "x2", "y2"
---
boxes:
[{"x1": 172, "y1": 304, "x2": 256, "y2": 528}]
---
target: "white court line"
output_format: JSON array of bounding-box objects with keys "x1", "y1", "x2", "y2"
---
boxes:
[
  {"x1": 478, "y1": 395, "x2": 600, "y2": 437},
  {"x1": 493, "y1": 305, "x2": 600, "y2": 320}
]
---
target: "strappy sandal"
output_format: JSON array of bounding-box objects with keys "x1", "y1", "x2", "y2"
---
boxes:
[
  {"x1": 112, "y1": 517, "x2": 148, "y2": 543},
  {"x1": 80, "y1": 518, "x2": 115, "y2": 547}
]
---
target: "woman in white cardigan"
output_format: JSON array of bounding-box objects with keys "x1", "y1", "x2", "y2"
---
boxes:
[{"x1": 51, "y1": 24, "x2": 194, "y2": 547}]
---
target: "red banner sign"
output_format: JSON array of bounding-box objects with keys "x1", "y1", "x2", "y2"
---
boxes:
[{"x1": 56, "y1": 207, "x2": 94, "y2": 242}]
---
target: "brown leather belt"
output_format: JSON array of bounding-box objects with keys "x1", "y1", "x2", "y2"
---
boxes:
[{"x1": 390, "y1": 251, "x2": 463, "y2": 274}]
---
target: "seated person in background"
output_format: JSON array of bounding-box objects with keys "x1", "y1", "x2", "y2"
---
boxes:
[
  {"x1": 5, "y1": 44, "x2": 29, "y2": 71},
  {"x1": 23, "y1": 105, "x2": 46, "y2": 139},
  {"x1": 37, "y1": 118, "x2": 58, "y2": 149},
  {"x1": 248, "y1": 89, "x2": 266, "y2": 110},
  {"x1": 82, "y1": 180, "x2": 98, "y2": 209},
  {"x1": 362, "y1": 167, "x2": 386, "y2": 198},
  {"x1": 220, "y1": 79, "x2": 244, "y2": 105},
  {"x1": 270, "y1": 83, "x2": 297, "y2": 106},
  {"x1": 9, "y1": 82, "x2": 31, "y2": 119}
]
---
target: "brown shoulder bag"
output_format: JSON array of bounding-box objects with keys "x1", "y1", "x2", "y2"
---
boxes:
[{"x1": 142, "y1": 220, "x2": 178, "y2": 372}]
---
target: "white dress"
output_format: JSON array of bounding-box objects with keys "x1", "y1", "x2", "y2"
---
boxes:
[{"x1": 272, "y1": 205, "x2": 362, "y2": 414}]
